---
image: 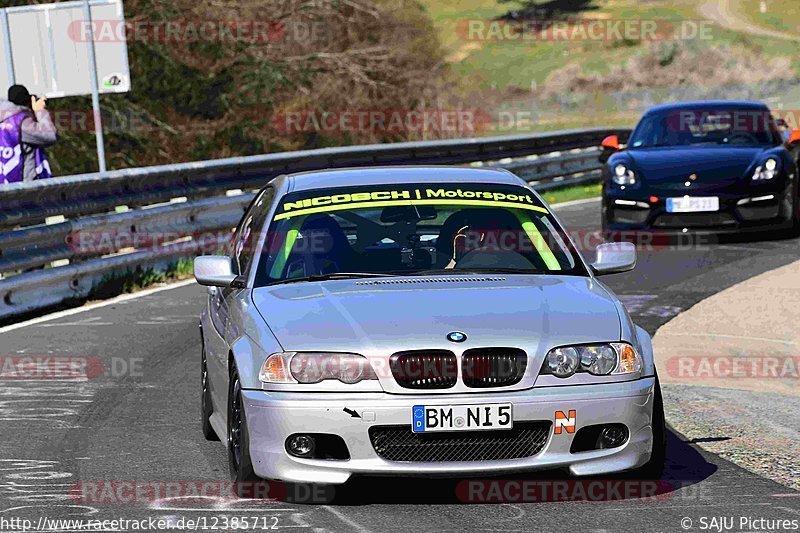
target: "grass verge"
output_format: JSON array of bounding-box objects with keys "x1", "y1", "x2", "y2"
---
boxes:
[
  {"x1": 89, "y1": 258, "x2": 194, "y2": 300},
  {"x1": 541, "y1": 182, "x2": 602, "y2": 205}
]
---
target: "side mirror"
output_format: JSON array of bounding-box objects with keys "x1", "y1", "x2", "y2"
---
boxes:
[
  {"x1": 599, "y1": 135, "x2": 620, "y2": 163},
  {"x1": 194, "y1": 255, "x2": 236, "y2": 287},
  {"x1": 600, "y1": 135, "x2": 620, "y2": 151},
  {"x1": 788, "y1": 129, "x2": 800, "y2": 147},
  {"x1": 591, "y1": 242, "x2": 636, "y2": 276}
]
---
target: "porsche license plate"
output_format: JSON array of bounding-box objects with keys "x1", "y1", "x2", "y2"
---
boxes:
[
  {"x1": 412, "y1": 403, "x2": 513, "y2": 433},
  {"x1": 666, "y1": 196, "x2": 719, "y2": 213}
]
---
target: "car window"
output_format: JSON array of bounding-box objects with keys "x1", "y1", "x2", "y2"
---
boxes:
[
  {"x1": 253, "y1": 182, "x2": 587, "y2": 286},
  {"x1": 629, "y1": 107, "x2": 781, "y2": 148},
  {"x1": 231, "y1": 187, "x2": 274, "y2": 276}
]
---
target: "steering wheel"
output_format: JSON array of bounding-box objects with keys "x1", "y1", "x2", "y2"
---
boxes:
[
  {"x1": 725, "y1": 132, "x2": 759, "y2": 145},
  {"x1": 454, "y1": 247, "x2": 537, "y2": 271}
]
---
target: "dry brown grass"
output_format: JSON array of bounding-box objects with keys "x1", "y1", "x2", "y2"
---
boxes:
[{"x1": 538, "y1": 41, "x2": 794, "y2": 100}]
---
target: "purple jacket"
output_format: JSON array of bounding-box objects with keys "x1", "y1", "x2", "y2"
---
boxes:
[{"x1": 0, "y1": 100, "x2": 57, "y2": 183}]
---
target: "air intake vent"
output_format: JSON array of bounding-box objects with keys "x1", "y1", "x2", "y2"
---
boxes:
[
  {"x1": 390, "y1": 350, "x2": 458, "y2": 389},
  {"x1": 356, "y1": 277, "x2": 506, "y2": 286},
  {"x1": 370, "y1": 422, "x2": 551, "y2": 462},
  {"x1": 462, "y1": 348, "x2": 527, "y2": 388}
]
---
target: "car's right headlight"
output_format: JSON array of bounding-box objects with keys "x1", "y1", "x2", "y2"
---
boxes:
[
  {"x1": 259, "y1": 352, "x2": 378, "y2": 384},
  {"x1": 612, "y1": 164, "x2": 636, "y2": 185},
  {"x1": 752, "y1": 158, "x2": 779, "y2": 181},
  {"x1": 541, "y1": 343, "x2": 642, "y2": 378}
]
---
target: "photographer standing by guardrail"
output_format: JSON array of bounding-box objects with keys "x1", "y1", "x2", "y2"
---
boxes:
[{"x1": 0, "y1": 84, "x2": 57, "y2": 184}]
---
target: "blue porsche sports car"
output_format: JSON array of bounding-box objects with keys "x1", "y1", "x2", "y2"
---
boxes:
[{"x1": 601, "y1": 101, "x2": 800, "y2": 236}]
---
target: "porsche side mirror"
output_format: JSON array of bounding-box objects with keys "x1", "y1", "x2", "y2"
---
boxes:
[
  {"x1": 787, "y1": 129, "x2": 800, "y2": 147},
  {"x1": 194, "y1": 255, "x2": 237, "y2": 287},
  {"x1": 600, "y1": 135, "x2": 620, "y2": 151},
  {"x1": 599, "y1": 135, "x2": 620, "y2": 163},
  {"x1": 591, "y1": 242, "x2": 636, "y2": 276}
]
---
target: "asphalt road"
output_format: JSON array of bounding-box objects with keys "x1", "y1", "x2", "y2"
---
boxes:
[{"x1": 1, "y1": 198, "x2": 798, "y2": 533}]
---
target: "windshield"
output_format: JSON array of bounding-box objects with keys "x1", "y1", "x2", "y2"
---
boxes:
[
  {"x1": 254, "y1": 182, "x2": 586, "y2": 286},
  {"x1": 628, "y1": 107, "x2": 782, "y2": 149}
]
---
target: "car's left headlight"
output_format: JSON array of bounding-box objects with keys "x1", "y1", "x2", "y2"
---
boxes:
[
  {"x1": 612, "y1": 164, "x2": 637, "y2": 185},
  {"x1": 752, "y1": 158, "x2": 779, "y2": 181},
  {"x1": 541, "y1": 343, "x2": 642, "y2": 378},
  {"x1": 259, "y1": 352, "x2": 378, "y2": 384}
]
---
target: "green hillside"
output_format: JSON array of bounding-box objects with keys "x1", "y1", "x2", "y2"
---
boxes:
[{"x1": 419, "y1": 0, "x2": 800, "y2": 133}]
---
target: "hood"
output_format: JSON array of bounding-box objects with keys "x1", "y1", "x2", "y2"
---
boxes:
[
  {"x1": 253, "y1": 275, "x2": 622, "y2": 355},
  {"x1": 624, "y1": 146, "x2": 768, "y2": 188}
]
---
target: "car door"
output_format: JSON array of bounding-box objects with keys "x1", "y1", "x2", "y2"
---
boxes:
[{"x1": 209, "y1": 188, "x2": 275, "y2": 410}]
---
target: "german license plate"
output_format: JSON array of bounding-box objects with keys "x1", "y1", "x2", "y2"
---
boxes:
[
  {"x1": 412, "y1": 403, "x2": 512, "y2": 433},
  {"x1": 666, "y1": 196, "x2": 719, "y2": 213}
]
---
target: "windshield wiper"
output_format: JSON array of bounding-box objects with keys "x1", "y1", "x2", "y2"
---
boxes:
[{"x1": 268, "y1": 272, "x2": 395, "y2": 286}]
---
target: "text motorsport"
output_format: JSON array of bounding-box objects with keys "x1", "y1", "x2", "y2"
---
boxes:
[{"x1": 274, "y1": 186, "x2": 549, "y2": 221}]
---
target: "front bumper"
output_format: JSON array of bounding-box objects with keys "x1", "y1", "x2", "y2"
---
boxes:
[
  {"x1": 242, "y1": 377, "x2": 656, "y2": 485},
  {"x1": 604, "y1": 183, "x2": 795, "y2": 234}
]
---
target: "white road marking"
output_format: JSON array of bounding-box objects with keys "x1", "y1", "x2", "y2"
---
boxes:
[
  {"x1": 551, "y1": 197, "x2": 601, "y2": 210},
  {"x1": 321, "y1": 506, "x2": 372, "y2": 533},
  {"x1": 35, "y1": 317, "x2": 113, "y2": 327}
]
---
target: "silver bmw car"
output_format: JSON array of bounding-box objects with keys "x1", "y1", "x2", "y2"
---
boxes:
[{"x1": 194, "y1": 166, "x2": 665, "y2": 492}]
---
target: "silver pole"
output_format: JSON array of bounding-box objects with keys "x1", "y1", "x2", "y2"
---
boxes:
[
  {"x1": 82, "y1": 0, "x2": 106, "y2": 172},
  {"x1": 0, "y1": 9, "x2": 15, "y2": 86},
  {"x1": 45, "y1": 7, "x2": 59, "y2": 94}
]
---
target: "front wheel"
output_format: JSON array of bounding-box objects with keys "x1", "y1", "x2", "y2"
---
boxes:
[
  {"x1": 789, "y1": 182, "x2": 800, "y2": 238},
  {"x1": 228, "y1": 367, "x2": 266, "y2": 498},
  {"x1": 631, "y1": 375, "x2": 666, "y2": 479}
]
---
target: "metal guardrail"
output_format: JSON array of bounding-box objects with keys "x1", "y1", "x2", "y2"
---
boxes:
[{"x1": 0, "y1": 127, "x2": 630, "y2": 321}]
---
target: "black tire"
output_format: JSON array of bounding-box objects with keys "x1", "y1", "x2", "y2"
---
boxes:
[
  {"x1": 789, "y1": 181, "x2": 800, "y2": 238},
  {"x1": 630, "y1": 375, "x2": 666, "y2": 479},
  {"x1": 227, "y1": 367, "x2": 269, "y2": 498}
]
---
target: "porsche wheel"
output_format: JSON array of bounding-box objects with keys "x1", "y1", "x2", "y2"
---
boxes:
[{"x1": 790, "y1": 181, "x2": 800, "y2": 238}]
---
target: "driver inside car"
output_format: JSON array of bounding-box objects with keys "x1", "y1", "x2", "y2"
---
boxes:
[{"x1": 437, "y1": 209, "x2": 527, "y2": 269}]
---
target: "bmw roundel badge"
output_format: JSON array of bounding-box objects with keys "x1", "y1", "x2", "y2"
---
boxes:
[{"x1": 447, "y1": 331, "x2": 467, "y2": 343}]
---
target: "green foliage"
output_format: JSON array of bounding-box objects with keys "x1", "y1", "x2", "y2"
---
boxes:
[
  {"x1": 542, "y1": 182, "x2": 601, "y2": 205},
  {"x1": 90, "y1": 258, "x2": 194, "y2": 300}
]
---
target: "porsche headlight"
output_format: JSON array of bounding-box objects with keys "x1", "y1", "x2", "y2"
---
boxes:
[
  {"x1": 259, "y1": 352, "x2": 378, "y2": 384},
  {"x1": 752, "y1": 158, "x2": 778, "y2": 181},
  {"x1": 542, "y1": 343, "x2": 642, "y2": 378},
  {"x1": 612, "y1": 164, "x2": 636, "y2": 185}
]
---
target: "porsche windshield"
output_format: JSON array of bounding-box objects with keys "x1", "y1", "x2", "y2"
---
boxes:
[
  {"x1": 628, "y1": 106, "x2": 782, "y2": 148},
  {"x1": 254, "y1": 183, "x2": 586, "y2": 286}
]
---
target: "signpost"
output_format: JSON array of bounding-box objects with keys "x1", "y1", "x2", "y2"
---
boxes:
[{"x1": 0, "y1": 0, "x2": 131, "y2": 172}]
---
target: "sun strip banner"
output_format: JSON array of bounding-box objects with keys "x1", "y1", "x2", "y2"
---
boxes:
[{"x1": 273, "y1": 186, "x2": 549, "y2": 221}]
